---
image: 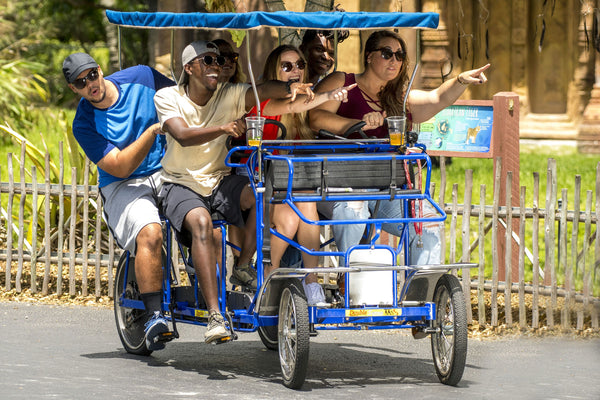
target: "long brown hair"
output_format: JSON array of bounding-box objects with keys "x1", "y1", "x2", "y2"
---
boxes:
[
  {"x1": 262, "y1": 45, "x2": 314, "y2": 140},
  {"x1": 363, "y1": 31, "x2": 410, "y2": 118}
]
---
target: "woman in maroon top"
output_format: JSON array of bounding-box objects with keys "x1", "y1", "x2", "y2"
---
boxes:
[
  {"x1": 309, "y1": 30, "x2": 489, "y2": 137},
  {"x1": 308, "y1": 30, "x2": 490, "y2": 267}
]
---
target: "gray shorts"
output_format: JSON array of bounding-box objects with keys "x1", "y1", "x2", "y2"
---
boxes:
[
  {"x1": 99, "y1": 170, "x2": 162, "y2": 253},
  {"x1": 159, "y1": 175, "x2": 250, "y2": 245}
]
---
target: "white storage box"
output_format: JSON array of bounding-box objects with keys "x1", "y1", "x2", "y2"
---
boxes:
[{"x1": 348, "y1": 249, "x2": 395, "y2": 306}]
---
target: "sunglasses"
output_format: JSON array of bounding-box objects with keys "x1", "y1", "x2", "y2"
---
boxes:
[
  {"x1": 191, "y1": 55, "x2": 226, "y2": 67},
  {"x1": 281, "y1": 59, "x2": 306, "y2": 73},
  {"x1": 221, "y1": 52, "x2": 239, "y2": 63},
  {"x1": 375, "y1": 47, "x2": 406, "y2": 62},
  {"x1": 72, "y1": 68, "x2": 99, "y2": 89}
]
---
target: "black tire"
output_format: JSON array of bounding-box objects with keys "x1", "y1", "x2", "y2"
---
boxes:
[
  {"x1": 430, "y1": 274, "x2": 468, "y2": 386},
  {"x1": 114, "y1": 253, "x2": 152, "y2": 356},
  {"x1": 258, "y1": 325, "x2": 278, "y2": 351},
  {"x1": 278, "y1": 279, "x2": 310, "y2": 389}
]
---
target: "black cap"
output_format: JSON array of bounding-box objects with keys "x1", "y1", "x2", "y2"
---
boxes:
[{"x1": 62, "y1": 53, "x2": 98, "y2": 84}]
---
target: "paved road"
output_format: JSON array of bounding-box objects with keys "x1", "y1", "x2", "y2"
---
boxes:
[{"x1": 1, "y1": 302, "x2": 599, "y2": 399}]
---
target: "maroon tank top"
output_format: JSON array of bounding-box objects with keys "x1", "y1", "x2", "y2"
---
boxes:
[{"x1": 336, "y1": 73, "x2": 412, "y2": 139}]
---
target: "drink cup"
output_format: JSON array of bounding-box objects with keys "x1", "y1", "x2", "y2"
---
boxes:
[
  {"x1": 386, "y1": 116, "x2": 406, "y2": 146},
  {"x1": 245, "y1": 116, "x2": 265, "y2": 147}
]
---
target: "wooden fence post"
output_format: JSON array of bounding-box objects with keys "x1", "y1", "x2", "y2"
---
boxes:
[
  {"x1": 492, "y1": 93, "x2": 520, "y2": 284},
  {"x1": 491, "y1": 157, "x2": 501, "y2": 327},
  {"x1": 16, "y1": 142, "x2": 26, "y2": 293},
  {"x1": 518, "y1": 186, "x2": 526, "y2": 329},
  {"x1": 462, "y1": 169, "x2": 473, "y2": 323},
  {"x1": 544, "y1": 158, "x2": 557, "y2": 329},
  {"x1": 477, "y1": 184, "x2": 486, "y2": 326},
  {"x1": 69, "y1": 168, "x2": 77, "y2": 296},
  {"x1": 82, "y1": 160, "x2": 90, "y2": 296},
  {"x1": 560, "y1": 188, "x2": 569, "y2": 329},
  {"x1": 42, "y1": 153, "x2": 51, "y2": 295},
  {"x1": 57, "y1": 143, "x2": 64, "y2": 296},
  {"x1": 532, "y1": 173, "x2": 540, "y2": 329},
  {"x1": 504, "y1": 171, "x2": 513, "y2": 326},
  {"x1": 31, "y1": 166, "x2": 38, "y2": 294},
  {"x1": 6, "y1": 154, "x2": 14, "y2": 292}
]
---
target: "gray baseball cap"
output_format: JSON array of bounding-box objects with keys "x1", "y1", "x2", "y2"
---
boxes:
[
  {"x1": 62, "y1": 53, "x2": 99, "y2": 84},
  {"x1": 178, "y1": 40, "x2": 220, "y2": 85}
]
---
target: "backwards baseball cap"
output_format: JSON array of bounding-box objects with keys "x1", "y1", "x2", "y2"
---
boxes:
[
  {"x1": 62, "y1": 53, "x2": 99, "y2": 84},
  {"x1": 178, "y1": 40, "x2": 220, "y2": 85}
]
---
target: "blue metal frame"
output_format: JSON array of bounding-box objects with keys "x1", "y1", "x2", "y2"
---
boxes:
[
  {"x1": 116, "y1": 141, "x2": 469, "y2": 334},
  {"x1": 119, "y1": 142, "x2": 474, "y2": 332}
]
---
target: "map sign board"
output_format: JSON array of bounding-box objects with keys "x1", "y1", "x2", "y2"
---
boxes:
[{"x1": 417, "y1": 100, "x2": 495, "y2": 158}]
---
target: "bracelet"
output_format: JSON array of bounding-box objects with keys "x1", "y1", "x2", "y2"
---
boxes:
[
  {"x1": 286, "y1": 79, "x2": 299, "y2": 94},
  {"x1": 457, "y1": 74, "x2": 469, "y2": 85}
]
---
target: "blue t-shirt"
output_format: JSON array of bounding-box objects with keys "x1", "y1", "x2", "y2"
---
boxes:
[{"x1": 72, "y1": 65, "x2": 174, "y2": 187}]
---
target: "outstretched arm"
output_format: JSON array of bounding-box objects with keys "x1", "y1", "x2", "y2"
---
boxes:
[
  {"x1": 263, "y1": 83, "x2": 357, "y2": 116},
  {"x1": 408, "y1": 64, "x2": 490, "y2": 123},
  {"x1": 244, "y1": 80, "x2": 314, "y2": 111}
]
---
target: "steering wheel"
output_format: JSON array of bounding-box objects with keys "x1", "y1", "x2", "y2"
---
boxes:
[{"x1": 317, "y1": 121, "x2": 369, "y2": 141}]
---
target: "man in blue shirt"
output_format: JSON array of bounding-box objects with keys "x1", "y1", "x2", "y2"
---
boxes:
[{"x1": 63, "y1": 53, "x2": 174, "y2": 351}]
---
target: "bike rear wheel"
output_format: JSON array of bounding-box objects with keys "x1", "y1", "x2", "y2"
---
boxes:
[{"x1": 114, "y1": 253, "x2": 152, "y2": 356}]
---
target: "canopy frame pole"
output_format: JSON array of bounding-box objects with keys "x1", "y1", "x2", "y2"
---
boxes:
[
  {"x1": 170, "y1": 29, "x2": 176, "y2": 82},
  {"x1": 117, "y1": 26, "x2": 122, "y2": 71},
  {"x1": 333, "y1": 30, "x2": 338, "y2": 72},
  {"x1": 246, "y1": 32, "x2": 261, "y2": 117}
]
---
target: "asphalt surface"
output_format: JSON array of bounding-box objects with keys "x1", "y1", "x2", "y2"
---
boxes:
[{"x1": 0, "y1": 302, "x2": 599, "y2": 399}]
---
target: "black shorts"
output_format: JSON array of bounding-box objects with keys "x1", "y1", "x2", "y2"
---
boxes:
[{"x1": 159, "y1": 175, "x2": 250, "y2": 244}]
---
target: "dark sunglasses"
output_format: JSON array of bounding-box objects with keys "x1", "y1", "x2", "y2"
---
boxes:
[
  {"x1": 191, "y1": 55, "x2": 226, "y2": 67},
  {"x1": 375, "y1": 47, "x2": 406, "y2": 61},
  {"x1": 72, "y1": 68, "x2": 99, "y2": 89},
  {"x1": 280, "y1": 59, "x2": 306, "y2": 73},
  {"x1": 222, "y1": 52, "x2": 239, "y2": 63}
]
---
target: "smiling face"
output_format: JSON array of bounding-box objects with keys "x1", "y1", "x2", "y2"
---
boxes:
[
  {"x1": 301, "y1": 34, "x2": 334, "y2": 83},
  {"x1": 278, "y1": 50, "x2": 305, "y2": 83},
  {"x1": 216, "y1": 41, "x2": 236, "y2": 83},
  {"x1": 186, "y1": 52, "x2": 222, "y2": 92}
]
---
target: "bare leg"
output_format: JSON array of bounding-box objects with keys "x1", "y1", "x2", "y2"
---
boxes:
[
  {"x1": 296, "y1": 202, "x2": 321, "y2": 284},
  {"x1": 134, "y1": 223, "x2": 163, "y2": 293},
  {"x1": 183, "y1": 207, "x2": 219, "y2": 312},
  {"x1": 269, "y1": 202, "x2": 321, "y2": 283},
  {"x1": 268, "y1": 203, "x2": 299, "y2": 275},
  {"x1": 227, "y1": 225, "x2": 244, "y2": 258}
]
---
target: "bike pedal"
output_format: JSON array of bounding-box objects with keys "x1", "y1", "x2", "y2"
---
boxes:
[
  {"x1": 211, "y1": 335, "x2": 234, "y2": 345},
  {"x1": 157, "y1": 331, "x2": 176, "y2": 342}
]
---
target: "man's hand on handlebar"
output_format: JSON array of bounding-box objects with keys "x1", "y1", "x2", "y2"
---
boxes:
[{"x1": 362, "y1": 110, "x2": 387, "y2": 131}]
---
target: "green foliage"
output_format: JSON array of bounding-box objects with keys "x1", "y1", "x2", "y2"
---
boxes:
[{"x1": 0, "y1": 58, "x2": 49, "y2": 144}]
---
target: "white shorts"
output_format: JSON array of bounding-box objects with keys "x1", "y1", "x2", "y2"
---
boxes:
[{"x1": 99, "y1": 170, "x2": 162, "y2": 253}]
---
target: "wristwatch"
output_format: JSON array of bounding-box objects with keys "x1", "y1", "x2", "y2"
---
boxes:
[{"x1": 286, "y1": 79, "x2": 299, "y2": 94}]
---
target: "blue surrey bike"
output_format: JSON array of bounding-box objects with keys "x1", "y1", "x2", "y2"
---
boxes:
[{"x1": 108, "y1": 10, "x2": 476, "y2": 389}]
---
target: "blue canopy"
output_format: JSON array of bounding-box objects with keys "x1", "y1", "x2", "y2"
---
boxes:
[{"x1": 105, "y1": 10, "x2": 438, "y2": 30}]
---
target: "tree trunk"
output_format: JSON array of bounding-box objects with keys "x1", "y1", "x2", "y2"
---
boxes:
[{"x1": 99, "y1": 0, "x2": 119, "y2": 72}]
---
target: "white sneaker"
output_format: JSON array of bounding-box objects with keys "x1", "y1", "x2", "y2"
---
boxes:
[{"x1": 302, "y1": 281, "x2": 329, "y2": 307}]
